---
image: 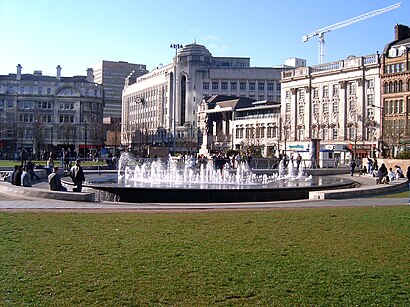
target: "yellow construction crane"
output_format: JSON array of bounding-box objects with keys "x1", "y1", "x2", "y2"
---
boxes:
[{"x1": 303, "y1": 2, "x2": 402, "y2": 64}]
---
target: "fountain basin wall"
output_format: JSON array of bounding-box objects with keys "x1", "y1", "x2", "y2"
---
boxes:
[{"x1": 84, "y1": 177, "x2": 355, "y2": 203}]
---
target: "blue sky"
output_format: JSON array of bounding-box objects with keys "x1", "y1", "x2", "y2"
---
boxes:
[{"x1": 0, "y1": 0, "x2": 408, "y2": 77}]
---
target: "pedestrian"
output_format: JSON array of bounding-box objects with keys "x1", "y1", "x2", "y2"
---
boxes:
[
  {"x1": 48, "y1": 166, "x2": 67, "y2": 191},
  {"x1": 406, "y1": 165, "x2": 410, "y2": 180},
  {"x1": 26, "y1": 159, "x2": 40, "y2": 180},
  {"x1": 21, "y1": 166, "x2": 32, "y2": 187},
  {"x1": 13, "y1": 165, "x2": 23, "y2": 186},
  {"x1": 395, "y1": 165, "x2": 404, "y2": 179},
  {"x1": 20, "y1": 148, "x2": 28, "y2": 166},
  {"x1": 367, "y1": 157, "x2": 373, "y2": 174},
  {"x1": 377, "y1": 163, "x2": 389, "y2": 184},
  {"x1": 349, "y1": 160, "x2": 356, "y2": 176},
  {"x1": 69, "y1": 159, "x2": 85, "y2": 192},
  {"x1": 296, "y1": 154, "x2": 302, "y2": 170},
  {"x1": 10, "y1": 165, "x2": 19, "y2": 185},
  {"x1": 388, "y1": 167, "x2": 395, "y2": 182}
]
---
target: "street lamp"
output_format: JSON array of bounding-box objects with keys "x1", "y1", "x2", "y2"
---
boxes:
[
  {"x1": 84, "y1": 119, "x2": 87, "y2": 159},
  {"x1": 170, "y1": 43, "x2": 183, "y2": 155}
]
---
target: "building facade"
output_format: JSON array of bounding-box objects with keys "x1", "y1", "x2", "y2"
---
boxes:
[
  {"x1": 281, "y1": 54, "x2": 381, "y2": 165},
  {"x1": 197, "y1": 95, "x2": 281, "y2": 157},
  {"x1": 93, "y1": 60, "x2": 147, "y2": 119},
  {"x1": 0, "y1": 65, "x2": 104, "y2": 158},
  {"x1": 380, "y1": 24, "x2": 410, "y2": 157},
  {"x1": 121, "y1": 43, "x2": 285, "y2": 155}
]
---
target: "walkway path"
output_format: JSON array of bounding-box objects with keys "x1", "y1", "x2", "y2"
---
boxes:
[{"x1": 0, "y1": 171, "x2": 408, "y2": 211}]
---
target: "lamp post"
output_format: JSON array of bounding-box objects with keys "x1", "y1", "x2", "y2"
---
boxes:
[
  {"x1": 84, "y1": 119, "x2": 87, "y2": 159},
  {"x1": 170, "y1": 43, "x2": 183, "y2": 155}
]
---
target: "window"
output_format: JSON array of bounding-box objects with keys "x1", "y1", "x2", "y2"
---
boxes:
[
  {"x1": 313, "y1": 103, "x2": 319, "y2": 113},
  {"x1": 332, "y1": 84, "x2": 339, "y2": 97},
  {"x1": 323, "y1": 128, "x2": 328, "y2": 140},
  {"x1": 20, "y1": 87, "x2": 25, "y2": 94},
  {"x1": 249, "y1": 82, "x2": 255, "y2": 91},
  {"x1": 298, "y1": 103, "x2": 304, "y2": 114},
  {"x1": 240, "y1": 82, "x2": 246, "y2": 91},
  {"x1": 323, "y1": 85, "x2": 329, "y2": 98},
  {"x1": 38, "y1": 87, "x2": 42, "y2": 95},
  {"x1": 258, "y1": 82, "x2": 265, "y2": 91},
  {"x1": 267, "y1": 82, "x2": 274, "y2": 91},
  {"x1": 323, "y1": 102, "x2": 328, "y2": 113},
  {"x1": 203, "y1": 82, "x2": 209, "y2": 90},
  {"x1": 230, "y1": 81, "x2": 237, "y2": 91},
  {"x1": 367, "y1": 108, "x2": 374, "y2": 118},
  {"x1": 367, "y1": 94, "x2": 374, "y2": 107},
  {"x1": 276, "y1": 81, "x2": 281, "y2": 92},
  {"x1": 221, "y1": 81, "x2": 228, "y2": 90},
  {"x1": 349, "y1": 100, "x2": 356, "y2": 111},
  {"x1": 298, "y1": 128, "x2": 304, "y2": 140},
  {"x1": 258, "y1": 95, "x2": 264, "y2": 101},
  {"x1": 212, "y1": 81, "x2": 219, "y2": 90},
  {"x1": 47, "y1": 88, "x2": 51, "y2": 95},
  {"x1": 298, "y1": 89, "x2": 305, "y2": 100},
  {"x1": 366, "y1": 79, "x2": 374, "y2": 89},
  {"x1": 332, "y1": 127, "x2": 338, "y2": 140},
  {"x1": 349, "y1": 82, "x2": 356, "y2": 95},
  {"x1": 285, "y1": 102, "x2": 291, "y2": 112},
  {"x1": 285, "y1": 91, "x2": 291, "y2": 99},
  {"x1": 313, "y1": 87, "x2": 319, "y2": 98}
]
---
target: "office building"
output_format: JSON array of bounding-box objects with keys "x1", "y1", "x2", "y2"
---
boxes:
[
  {"x1": 281, "y1": 54, "x2": 381, "y2": 165},
  {"x1": 0, "y1": 65, "x2": 104, "y2": 158},
  {"x1": 93, "y1": 60, "x2": 147, "y2": 118},
  {"x1": 121, "y1": 43, "x2": 285, "y2": 154},
  {"x1": 380, "y1": 24, "x2": 410, "y2": 157}
]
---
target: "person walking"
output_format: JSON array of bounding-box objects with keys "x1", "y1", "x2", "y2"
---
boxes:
[
  {"x1": 349, "y1": 160, "x2": 356, "y2": 176},
  {"x1": 69, "y1": 159, "x2": 85, "y2": 192}
]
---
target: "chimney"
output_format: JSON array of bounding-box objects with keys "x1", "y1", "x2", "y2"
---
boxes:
[
  {"x1": 86, "y1": 68, "x2": 94, "y2": 82},
  {"x1": 16, "y1": 64, "x2": 22, "y2": 81},
  {"x1": 394, "y1": 24, "x2": 410, "y2": 41},
  {"x1": 56, "y1": 65, "x2": 61, "y2": 81}
]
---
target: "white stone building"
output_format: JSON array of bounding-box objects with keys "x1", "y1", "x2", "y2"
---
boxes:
[
  {"x1": 0, "y1": 65, "x2": 104, "y2": 158},
  {"x1": 197, "y1": 95, "x2": 281, "y2": 157},
  {"x1": 280, "y1": 54, "x2": 382, "y2": 165},
  {"x1": 121, "y1": 43, "x2": 285, "y2": 154}
]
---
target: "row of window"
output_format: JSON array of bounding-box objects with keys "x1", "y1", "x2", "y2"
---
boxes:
[
  {"x1": 287, "y1": 80, "x2": 375, "y2": 101},
  {"x1": 383, "y1": 80, "x2": 409, "y2": 93},
  {"x1": 383, "y1": 99, "x2": 404, "y2": 115},
  {"x1": 235, "y1": 126, "x2": 278, "y2": 139},
  {"x1": 384, "y1": 63, "x2": 406, "y2": 74},
  {"x1": 203, "y1": 81, "x2": 280, "y2": 92},
  {"x1": 18, "y1": 114, "x2": 53, "y2": 123},
  {"x1": 1, "y1": 85, "x2": 101, "y2": 97}
]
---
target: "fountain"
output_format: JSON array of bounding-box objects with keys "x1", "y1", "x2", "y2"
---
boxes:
[{"x1": 83, "y1": 152, "x2": 355, "y2": 203}]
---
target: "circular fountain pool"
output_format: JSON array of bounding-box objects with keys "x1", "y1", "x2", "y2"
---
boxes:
[{"x1": 83, "y1": 153, "x2": 354, "y2": 203}]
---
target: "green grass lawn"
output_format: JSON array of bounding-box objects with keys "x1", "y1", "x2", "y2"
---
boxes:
[{"x1": 1, "y1": 207, "x2": 409, "y2": 305}]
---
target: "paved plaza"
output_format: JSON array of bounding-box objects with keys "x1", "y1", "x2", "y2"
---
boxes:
[{"x1": 0, "y1": 171, "x2": 408, "y2": 211}]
